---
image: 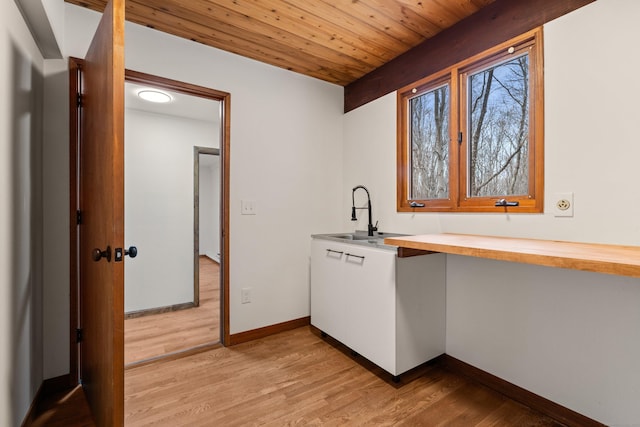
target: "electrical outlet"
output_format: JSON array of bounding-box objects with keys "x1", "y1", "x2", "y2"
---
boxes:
[
  {"x1": 241, "y1": 287, "x2": 251, "y2": 304},
  {"x1": 553, "y1": 192, "x2": 574, "y2": 217},
  {"x1": 241, "y1": 200, "x2": 256, "y2": 215}
]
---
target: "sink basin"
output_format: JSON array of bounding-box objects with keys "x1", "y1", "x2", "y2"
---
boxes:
[
  {"x1": 332, "y1": 234, "x2": 373, "y2": 241},
  {"x1": 312, "y1": 231, "x2": 409, "y2": 251}
]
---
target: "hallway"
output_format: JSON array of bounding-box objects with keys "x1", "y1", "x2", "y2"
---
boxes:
[{"x1": 124, "y1": 257, "x2": 220, "y2": 365}]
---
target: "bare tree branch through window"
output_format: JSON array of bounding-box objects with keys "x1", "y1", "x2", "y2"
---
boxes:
[
  {"x1": 469, "y1": 55, "x2": 529, "y2": 197},
  {"x1": 410, "y1": 85, "x2": 449, "y2": 200}
]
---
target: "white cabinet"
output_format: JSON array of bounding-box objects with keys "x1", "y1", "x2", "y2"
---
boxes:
[{"x1": 310, "y1": 238, "x2": 446, "y2": 376}]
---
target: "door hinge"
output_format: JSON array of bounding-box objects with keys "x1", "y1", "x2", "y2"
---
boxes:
[
  {"x1": 77, "y1": 93, "x2": 83, "y2": 108},
  {"x1": 76, "y1": 210, "x2": 82, "y2": 225},
  {"x1": 458, "y1": 131, "x2": 463, "y2": 145},
  {"x1": 76, "y1": 328, "x2": 83, "y2": 343}
]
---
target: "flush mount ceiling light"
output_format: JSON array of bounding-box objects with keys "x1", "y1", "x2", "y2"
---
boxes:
[{"x1": 137, "y1": 89, "x2": 172, "y2": 103}]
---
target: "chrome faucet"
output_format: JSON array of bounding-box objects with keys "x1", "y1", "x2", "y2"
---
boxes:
[{"x1": 351, "y1": 185, "x2": 378, "y2": 236}]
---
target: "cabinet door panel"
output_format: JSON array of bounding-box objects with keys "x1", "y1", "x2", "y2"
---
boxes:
[
  {"x1": 310, "y1": 240, "x2": 349, "y2": 344},
  {"x1": 343, "y1": 247, "x2": 396, "y2": 373}
]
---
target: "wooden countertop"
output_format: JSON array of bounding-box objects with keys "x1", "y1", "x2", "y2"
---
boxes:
[{"x1": 384, "y1": 233, "x2": 640, "y2": 279}]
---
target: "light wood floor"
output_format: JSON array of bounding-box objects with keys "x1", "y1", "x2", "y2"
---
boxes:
[
  {"x1": 27, "y1": 385, "x2": 94, "y2": 427},
  {"x1": 124, "y1": 257, "x2": 220, "y2": 365},
  {"x1": 31, "y1": 326, "x2": 563, "y2": 426},
  {"x1": 123, "y1": 327, "x2": 562, "y2": 426}
]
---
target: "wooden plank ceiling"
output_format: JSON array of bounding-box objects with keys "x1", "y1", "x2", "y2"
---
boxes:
[{"x1": 65, "y1": 0, "x2": 495, "y2": 86}]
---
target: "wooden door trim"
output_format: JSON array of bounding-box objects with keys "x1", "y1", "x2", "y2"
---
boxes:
[
  {"x1": 193, "y1": 147, "x2": 220, "y2": 311},
  {"x1": 68, "y1": 57, "x2": 81, "y2": 386},
  {"x1": 69, "y1": 66, "x2": 232, "y2": 383},
  {"x1": 123, "y1": 69, "x2": 232, "y2": 347}
]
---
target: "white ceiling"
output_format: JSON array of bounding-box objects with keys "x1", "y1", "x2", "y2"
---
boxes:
[{"x1": 125, "y1": 81, "x2": 220, "y2": 123}]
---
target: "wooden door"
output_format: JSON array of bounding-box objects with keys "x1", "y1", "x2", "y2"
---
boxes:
[{"x1": 78, "y1": 0, "x2": 125, "y2": 425}]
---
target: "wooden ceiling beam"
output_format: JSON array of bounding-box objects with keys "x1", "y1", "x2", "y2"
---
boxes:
[{"x1": 344, "y1": 0, "x2": 596, "y2": 112}]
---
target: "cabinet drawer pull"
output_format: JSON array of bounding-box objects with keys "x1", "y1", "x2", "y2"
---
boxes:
[
  {"x1": 345, "y1": 253, "x2": 365, "y2": 260},
  {"x1": 326, "y1": 249, "x2": 343, "y2": 255}
]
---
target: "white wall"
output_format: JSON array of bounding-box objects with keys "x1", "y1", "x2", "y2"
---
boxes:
[
  {"x1": 40, "y1": 0, "x2": 65, "y2": 49},
  {"x1": 13, "y1": 0, "x2": 63, "y2": 58},
  {"x1": 1, "y1": 1, "x2": 47, "y2": 424},
  {"x1": 64, "y1": 2, "x2": 344, "y2": 333},
  {"x1": 343, "y1": 0, "x2": 640, "y2": 424},
  {"x1": 124, "y1": 108, "x2": 218, "y2": 312},
  {"x1": 42, "y1": 58, "x2": 69, "y2": 379},
  {"x1": 199, "y1": 158, "x2": 220, "y2": 261},
  {"x1": 447, "y1": 256, "x2": 640, "y2": 426}
]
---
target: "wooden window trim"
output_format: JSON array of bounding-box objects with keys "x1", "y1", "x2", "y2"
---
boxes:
[
  {"x1": 397, "y1": 70, "x2": 457, "y2": 211},
  {"x1": 397, "y1": 28, "x2": 544, "y2": 213}
]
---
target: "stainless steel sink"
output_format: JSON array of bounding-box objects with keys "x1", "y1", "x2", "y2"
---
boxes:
[
  {"x1": 332, "y1": 234, "x2": 372, "y2": 241},
  {"x1": 312, "y1": 231, "x2": 409, "y2": 251}
]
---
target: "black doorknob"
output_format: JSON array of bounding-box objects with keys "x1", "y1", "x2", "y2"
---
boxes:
[
  {"x1": 125, "y1": 246, "x2": 138, "y2": 258},
  {"x1": 92, "y1": 246, "x2": 112, "y2": 262}
]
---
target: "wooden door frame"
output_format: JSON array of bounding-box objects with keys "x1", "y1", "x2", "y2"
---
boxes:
[
  {"x1": 69, "y1": 57, "x2": 81, "y2": 385},
  {"x1": 193, "y1": 147, "x2": 220, "y2": 311},
  {"x1": 69, "y1": 62, "x2": 232, "y2": 384}
]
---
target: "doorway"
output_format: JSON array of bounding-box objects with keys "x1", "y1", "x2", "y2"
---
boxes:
[
  {"x1": 69, "y1": 63, "x2": 231, "y2": 383},
  {"x1": 195, "y1": 147, "x2": 221, "y2": 293},
  {"x1": 122, "y1": 80, "x2": 223, "y2": 365}
]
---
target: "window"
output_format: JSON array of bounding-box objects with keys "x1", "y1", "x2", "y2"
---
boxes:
[{"x1": 398, "y1": 28, "x2": 543, "y2": 213}]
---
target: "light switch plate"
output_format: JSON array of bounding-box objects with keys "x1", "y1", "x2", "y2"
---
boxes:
[{"x1": 241, "y1": 287, "x2": 251, "y2": 304}]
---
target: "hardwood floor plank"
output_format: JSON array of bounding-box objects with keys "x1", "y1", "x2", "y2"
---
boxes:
[
  {"x1": 27, "y1": 385, "x2": 94, "y2": 427},
  {"x1": 32, "y1": 326, "x2": 568, "y2": 426},
  {"x1": 124, "y1": 327, "x2": 563, "y2": 426},
  {"x1": 124, "y1": 257, "x2": 220, "y2": 364}
]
